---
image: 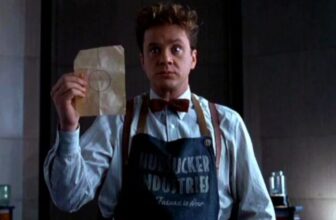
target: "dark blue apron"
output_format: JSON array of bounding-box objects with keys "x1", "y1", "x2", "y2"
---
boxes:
[{"x1": 115, "y1": 95, "x2": 219, "y2": 220}]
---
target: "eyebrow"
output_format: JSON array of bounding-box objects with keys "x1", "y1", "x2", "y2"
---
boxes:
[
  {"x1": 169, "y1": 39, "x2": 183, "y2": 44},
  {"x1": 147, "y1": 39, "x2": 184, "y2": 47}
]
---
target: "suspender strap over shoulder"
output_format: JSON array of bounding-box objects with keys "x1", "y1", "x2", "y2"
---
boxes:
[
  {"x1": 192, "y1": 95, "x2": 211, "y2": 137},
  {"x1": 137, "y1": 94, "x2": 149, "y2": 134},
  {"x1": 208, "y1": 102, "x2": 223, "y2": 172},
  {"x1": 121, "y1": 94, "x2": 149, "y2": 166},
  {"x1": 122, "y1": 98, "x2": 135, "y2": 166}
]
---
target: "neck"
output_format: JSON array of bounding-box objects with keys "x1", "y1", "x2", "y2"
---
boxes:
[{"x1": 152, "y1": 87, "x2": 188, "y2": 101}]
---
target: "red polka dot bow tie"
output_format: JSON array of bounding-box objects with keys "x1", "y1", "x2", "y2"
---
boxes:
[{"x1": 149, "y1": 99, "x2": 190, "y2": 112}]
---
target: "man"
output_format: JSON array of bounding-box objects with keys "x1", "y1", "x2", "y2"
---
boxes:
[{"x1": 44, "y1": 2, "x2": 275, "y2": 219}]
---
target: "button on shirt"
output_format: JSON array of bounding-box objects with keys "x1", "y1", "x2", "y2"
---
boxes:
[{"x1": 43, "y1": 88, "x2": 275, "y2": 219}]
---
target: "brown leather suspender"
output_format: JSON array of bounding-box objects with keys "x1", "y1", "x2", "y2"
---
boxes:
[
  {"x1": 208, "y1": 102, "x2": 223, "y2": 172},
  {"x1": 121, "y1": 98, "x2": 134, "y2": 166}
]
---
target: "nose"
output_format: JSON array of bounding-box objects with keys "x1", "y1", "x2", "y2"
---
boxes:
[{"x1": 159, "y1": 49, "x2": 173, "y2": 65}]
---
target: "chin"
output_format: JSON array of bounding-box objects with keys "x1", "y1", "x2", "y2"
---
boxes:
[{"x1": 155, "y1": 83, "x2": 176, "y2": 93}]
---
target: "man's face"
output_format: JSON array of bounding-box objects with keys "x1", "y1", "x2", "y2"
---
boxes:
[{"x1": 140, "y1": 24, "x2": 197, "y2": 98}]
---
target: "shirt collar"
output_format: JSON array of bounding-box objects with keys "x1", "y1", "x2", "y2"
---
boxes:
[{"x1": 149, "y1": 87, "x2": 191, "y2": 119}]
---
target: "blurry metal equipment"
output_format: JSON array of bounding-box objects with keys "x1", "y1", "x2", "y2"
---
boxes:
[
  {"x1": 269, "y1": 171, "x2": 289, "y2": 207},
  {"x1": 0, "y1": 185, "x2": 10, "y2": 206}
]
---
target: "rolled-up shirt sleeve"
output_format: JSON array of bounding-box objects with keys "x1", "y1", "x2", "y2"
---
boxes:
[
  {"x1": 43, "y1": 115, "x2": 119, "y2": 212},
  {"x1": 233, "y1": 115, "x2": 275, "y2": 219}
]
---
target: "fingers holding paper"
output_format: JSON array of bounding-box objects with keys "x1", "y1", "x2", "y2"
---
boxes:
[{"x1": 51, "y1": 73, "x2": 87, "y2": 132}]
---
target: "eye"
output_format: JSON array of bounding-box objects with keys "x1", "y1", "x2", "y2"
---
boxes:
[
  {"x1": 171, "y1": 45, "x2": 183, "y2": 55},
  {"x1": 148, "y1": 46, "x2": 161, "y2": 55}
]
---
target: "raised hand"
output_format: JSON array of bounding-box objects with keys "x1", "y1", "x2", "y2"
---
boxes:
[{"x1": 51, "y1": 73, "x2": 87, "y2": 131}]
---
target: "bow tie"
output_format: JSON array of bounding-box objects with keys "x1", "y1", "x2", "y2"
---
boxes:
[{"x1": 149, "y1": 99, "x2": 190, "y2": 112}]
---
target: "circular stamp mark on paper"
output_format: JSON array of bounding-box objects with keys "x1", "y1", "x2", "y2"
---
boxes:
[{"x1": 88, "y1": 70, "x2": 111, "y2": 92}]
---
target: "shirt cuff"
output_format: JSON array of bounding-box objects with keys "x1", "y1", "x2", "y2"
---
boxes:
[{"x1": 58, "y1": 128, "x2": 80, "y2": 156}]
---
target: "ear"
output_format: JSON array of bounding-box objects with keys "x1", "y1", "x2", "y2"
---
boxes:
[{"x1": 191, "y1": 49, "x2": 197, "y2": 70}]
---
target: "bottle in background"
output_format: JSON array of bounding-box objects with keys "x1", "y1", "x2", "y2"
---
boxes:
[
  {"x1": 269, "y1": 171, "x2": 289, "y2": 207},
  {"x1": 0, "y1": 185, "x2": 10, "y2": 206}
]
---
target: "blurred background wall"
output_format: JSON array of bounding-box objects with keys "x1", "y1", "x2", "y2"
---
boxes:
[
  {"x1": 243, "y1": 0, "x2": 336, "y2": 219},
  {"x1": 0, "y1": 0, "x2": 40, "y2": 220}
]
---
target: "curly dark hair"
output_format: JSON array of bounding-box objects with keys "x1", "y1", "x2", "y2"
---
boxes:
[{"x1": 136, "y1": 2, "x2": 199, "y2": 53}]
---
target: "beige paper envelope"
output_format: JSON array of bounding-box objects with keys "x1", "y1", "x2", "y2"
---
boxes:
[{"x1": 74, "y1": 45, "x2": 126, "y2": 116}]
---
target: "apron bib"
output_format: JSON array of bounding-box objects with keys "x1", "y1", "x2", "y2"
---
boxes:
[{"x1": 115, "y1": 95, "x2": 219, "y2": 220}]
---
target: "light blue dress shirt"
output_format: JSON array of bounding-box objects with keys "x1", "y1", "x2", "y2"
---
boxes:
[{"x1": 44, "y1": 88, "x2": 275, "y2": 219}]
